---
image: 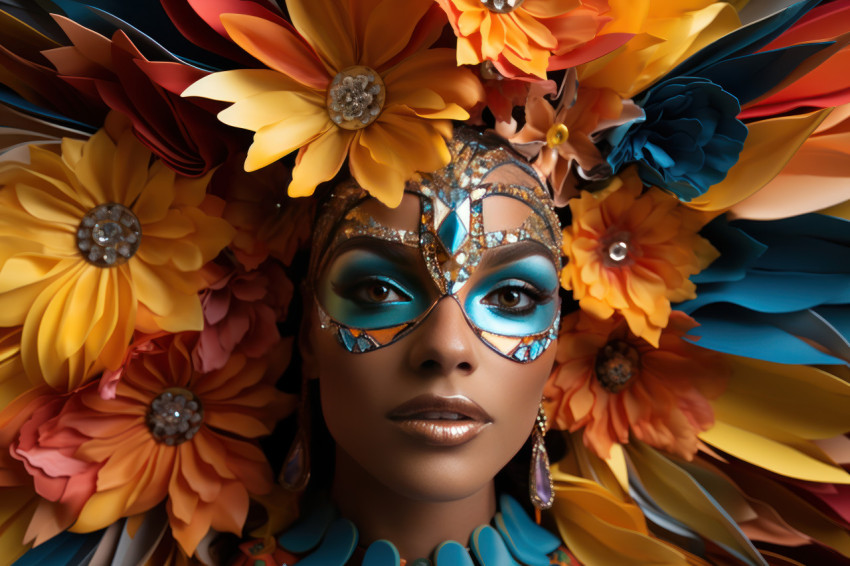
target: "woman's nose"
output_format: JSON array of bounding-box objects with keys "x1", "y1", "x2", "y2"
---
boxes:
[{"x1": 407, "y1": 297, "x2": 479, "y2": 376}]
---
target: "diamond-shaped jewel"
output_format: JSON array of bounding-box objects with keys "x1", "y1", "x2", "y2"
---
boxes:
[{"x1": 438, "y1": 211, "x2": 468, "y2": 254}]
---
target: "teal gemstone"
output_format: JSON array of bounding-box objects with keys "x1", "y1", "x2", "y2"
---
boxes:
[
  {"x1": 297, "y1": 519, "x2": 358, "y2": 566},
  {"x1": 470, "y1": 525, "x2": 520, "y2": 565},
  {"x1": 362, "y1": 539, "x2": 401, "y2": 566},
  {"x1": 438, "y1": 211, "x2": 468, "y2": 254},
  {"x1": 434, "y1": 541, "x2": 474, "y2": 566},
  {"x1": 499, "y1": 495, "x2": 560, "y2": 552},
  {"x1": 278, "y1": 496, "x2": 336, "y2": 553}
]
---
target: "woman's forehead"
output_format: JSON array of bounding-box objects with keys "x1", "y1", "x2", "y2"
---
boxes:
[{"x1": 350, "y1": 191, "x2": 542, "y2": 234}]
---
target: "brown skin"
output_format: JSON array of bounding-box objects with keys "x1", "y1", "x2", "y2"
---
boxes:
[{"x1": 303, "y1": 171, "x2": 558, "y2": 559}]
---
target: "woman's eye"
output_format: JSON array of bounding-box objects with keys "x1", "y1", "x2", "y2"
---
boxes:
[
  {"x1": 482, "y1": 284, "x2": 542, "y2": 314},
  {"x1": 346, "y1": 279, "x2": 411, "y2": 305}
]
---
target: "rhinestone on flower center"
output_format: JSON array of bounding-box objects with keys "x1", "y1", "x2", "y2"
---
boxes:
[
  {"x1": 595, "y1": 340, "x2": 640, "y2": 393},
  {"x1": 147, "y1": 388, "x2": 203, "y2": 446},
  {"x1": 327, "y1": 66, "x2": 386, "y2": 130},
  {"x1": 481, "y1": 0, "x2": 525, "y2": 13},
  {"x1": 76, "y1": 203, "x2": 141, "y2": 267},
  {"x1": 599, "y1": 231, "x2": 634, "y2": 267}
]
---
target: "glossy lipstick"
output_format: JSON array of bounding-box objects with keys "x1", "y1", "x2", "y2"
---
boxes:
[{"x1": 387, "y1": 394, "x2": 492, "y2": 446}]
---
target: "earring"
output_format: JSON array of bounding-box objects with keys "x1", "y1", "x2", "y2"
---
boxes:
[
  {"x1": 529, "y1": 402, "x2": 554, "y2": 510},
  {"x1": 281, "y1": 379, "x2": 311, "y2": 491}
]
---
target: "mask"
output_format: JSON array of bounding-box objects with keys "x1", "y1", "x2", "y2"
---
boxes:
[{"x1": 310, "y1": 129, "x2": 562, "y2": 363}]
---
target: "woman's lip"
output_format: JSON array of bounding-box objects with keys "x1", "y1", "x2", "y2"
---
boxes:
[
  {"x1": 387, "y1": 395, "x2": 492, "y2": 446},
  {"x1": 386, "y1": 394, "x2": 493, "y2": 423}
]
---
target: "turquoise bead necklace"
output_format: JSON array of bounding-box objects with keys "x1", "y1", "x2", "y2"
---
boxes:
[{"x1": 276, "y1": 493, "x2": 561, "y2": 565}]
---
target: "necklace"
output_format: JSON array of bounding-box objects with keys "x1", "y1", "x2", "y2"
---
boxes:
[{"x1": 272, "y1": 493, "x2": 563, "y2": 565}]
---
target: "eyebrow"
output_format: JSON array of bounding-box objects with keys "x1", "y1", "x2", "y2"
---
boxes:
[
  {"x1": 479, "y1": 241, "x2": 557, "y2": 269},
  {"x1": 330, "y1": 237, "x2": 419, "y2": 267}
]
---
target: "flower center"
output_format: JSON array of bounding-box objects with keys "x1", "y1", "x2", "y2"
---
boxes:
[
  {"x1": 481, "y1": 0, "x2": 525, "y2": 13},
  {"x1": 595, "y1": 340, "x2": 639, "y2": 393},
  {"x1": 147, "y1": 388, "x2": 203, "y2": 446},
  {"x1": 599, "y1": 231, "x2": 634, "y2": 267},
  {"x1": 546, "y1": 123, "x2": 570, "y2": 148},
  {"x1": 327, "y1": 66, "x2": 386, "y2": 130},
  {"x1": 76, "y1": 203, "x2": 141, "y2": 267}
]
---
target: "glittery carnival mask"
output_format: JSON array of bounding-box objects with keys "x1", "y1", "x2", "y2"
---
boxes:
[{"x1": 310, "y1": 130, "x2": 562, "y2": 363}]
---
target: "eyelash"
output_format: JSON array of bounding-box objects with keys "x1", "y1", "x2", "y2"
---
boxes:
[
  {"x1": 481, "y1": 281, "x2": 548, "y2": 315},
  {"x1": 336, "y1": 277, "x2": 412, "y2": 305}
]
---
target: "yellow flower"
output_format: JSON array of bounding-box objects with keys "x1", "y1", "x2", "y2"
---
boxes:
[
  {"x1": 0, "y1": 128, "x2": 235, "y2": 391},
  {"x1": 561, "y1": 169, "x2": 718, "y2": 346},
  {"x1": 578, "y1": 0, "x2": 741, "y2": 97},
  {"x1": 437, "y1": 0, "x2": 618, "y2": 79},
  {"x1": 182, "y1": 0, "x2": 484, "y2": 207}
]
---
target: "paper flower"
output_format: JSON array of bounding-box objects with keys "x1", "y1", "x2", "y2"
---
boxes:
[
  {"x1": 44, "y1": 16, "x2": 237, "y2": 177},
  {"x1": 437, "y1": 0, "x2": 625, "y2": 79},
  {"x1": 0, "y1": 128, "x2": 235, "y2": 391},
  {"x1": 499, "y1": 74, "x2": 642, "y2": 204},
  {"x1": 560, "y1": 170, "x2": 719, "y2": 347},
  {"x1": 182, "y1": 0, "x2": 484, "y2": 207},
  {"x1": 19, "y1": 333, "x2": 295, "y2": 555},
  {"x1": 193, "y1": 262, "x2": 294, "y2": 374},
  {"x1": 606, "y1": 77, "x2": 748, "y2": 201},
  {"x1": 544, "y1": 311, "x2": 728, "y2": 460},
  {"x1": 209, "y1": 159, "x2": 315, "y2": 270}
]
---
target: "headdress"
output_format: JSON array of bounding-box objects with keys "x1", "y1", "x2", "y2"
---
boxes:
[{"x1": 0, "y1": 1, "x2": 847, "y2": 565}]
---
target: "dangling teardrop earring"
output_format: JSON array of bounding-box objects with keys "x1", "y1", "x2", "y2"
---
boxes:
[
  {"x1": 281, "y1": 381, "x2": 311, "y2": 491},
  {"x1": 529, "y1": 402, "x2": 554, "y2": 511}
]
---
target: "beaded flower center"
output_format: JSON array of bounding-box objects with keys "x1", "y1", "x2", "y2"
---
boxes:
[
  {"x1": 327, "y1": 66, "x2": 386, "y2": 130},
  {"x1": 481, "y1": 0, "x2": 525, "y2": 13},
  {"x1": 595, "y1": 340, "x2": 639, "y2": 393},
  {"x1": 76, "y1": 203, "x2": 141, "y2": 267},
  {"x1": 147, "y1": 388, "x2": 203, "y2": 446}
]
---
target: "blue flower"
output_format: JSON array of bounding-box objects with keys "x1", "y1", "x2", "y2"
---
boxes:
[{"x1": 606, "y1": 76, "x2": 748, "y2": 201}]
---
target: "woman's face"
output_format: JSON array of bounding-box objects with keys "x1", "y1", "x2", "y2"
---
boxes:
[{"x1": 308, "y1": 163, "x2": 560, "y2": 502}]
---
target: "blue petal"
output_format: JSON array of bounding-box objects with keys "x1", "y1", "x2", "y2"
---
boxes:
[
  {"x1": 362, "y1": 540, "x2": 401, "y2": 566},
  {"x1": 693, "y1": 218, "x2": 766, "y2": 285},
  {"x1": 686, "y1": 306, "x2": 846, "y2": 365},
  {"x1": 470, "y1": 525, "x2": 521, "y2": 566},
  {"x1": 434, "y1": 541, "x2": 476, "y2": 566},
  {"x1": 702, "y1": 43, "x2": 835, "y2": 105},
  {"x1": 667, "y1": 0, "x2": 820, "y2": 77},
  {"x1": 278, "y1": 494, "x2": 337, "y2": 553}
]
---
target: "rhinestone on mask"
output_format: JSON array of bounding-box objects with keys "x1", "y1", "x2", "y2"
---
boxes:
[
  {"x1": 595, "y1": 340, "x2": 639, "y2": 393},
  {"x1": 147, "y1": 389, "x2": 203, "y2": 446},
  {"x1": 327, "y1": 66, "x2": 386, "y2": 130},
  {"x1": 481, "y1": 0, "x2": 525, "y2": 13},
  {"x1": 76, "y1": 203, "x2": 141, "y2": 267}
]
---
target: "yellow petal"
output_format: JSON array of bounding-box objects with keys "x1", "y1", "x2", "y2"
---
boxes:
[
  {"x1": 349, "y1": 133, "x2": 407, "y2": 207},
  {"x1": 218, "y1": 90, "x2": 326, "y2": 133},
  {"x1": 288, "y1": 127, "x2": 353, "y2": 197},
  {"x1": 699, "y1": 421, "x2": 850, "y2": 484},
  {"x1": 688, "y1": 108, "x2": 833, "y2": 212},
  {"x1": 182, "y1": 69, "x2": 307, "y2": 103},
  {"x1": 245, "y1": 111, "x2": 333, "y2": 172}
]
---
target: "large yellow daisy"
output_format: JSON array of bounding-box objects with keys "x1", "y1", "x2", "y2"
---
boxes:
[
  {"x1": 182, "y1": 0, "x2": 485, "y2": 207},
  {"x1": 0, "y1": 128, "x2": 235, "y2": 391}
]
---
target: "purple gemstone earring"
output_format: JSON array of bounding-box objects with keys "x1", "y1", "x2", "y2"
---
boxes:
[{"x1": 529, "y1": 402, "x2": 554, "y2": 510}]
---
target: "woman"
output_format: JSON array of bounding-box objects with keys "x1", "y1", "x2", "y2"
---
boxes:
[{"x1": 235, "y1": 129, "x2": 569, "y2": 564}]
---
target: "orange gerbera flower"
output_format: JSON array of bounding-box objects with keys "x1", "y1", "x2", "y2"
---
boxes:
[
  {"x1": 437, "y1": 0, "x2": 626, "y2": 79},
  {"x1": 17, "y1": 333, "x2": 295, "y2": 555},
  {"x1": 561, "y1": 169, "x2": 718, "y2": 346},
  {"x1": 183, "y1": 0, "x2": 484, "y2": 207},
  {"x1": 544, "y1": 311, "x2": 728, "y2": 460},
  {"x1": 0, "y1": 128, "x2": 235, "y2": 391}
]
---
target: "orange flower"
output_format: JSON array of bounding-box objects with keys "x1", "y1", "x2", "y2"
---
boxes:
[
  {"x1": 19, "y1": 333, "x2": 295, "y2": 555},
  {"x1": 183, "y1": 0, "x2": 484, "y2": 207},
  {"x1": 0, "y1": 128, "x2": 235, "y2": 391},
  {"x1": 560, "y1": 169, "x2": 718, "y2": 346},
  {"x1": 438, "y1": 0, "x2": 625, "y2": 79},
  {"x1": 498, "y1": 74, "x2": 642, "y2": 204},
  {"x1": 544, "y1": 311, "x2": 728, "y2": 460}
]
